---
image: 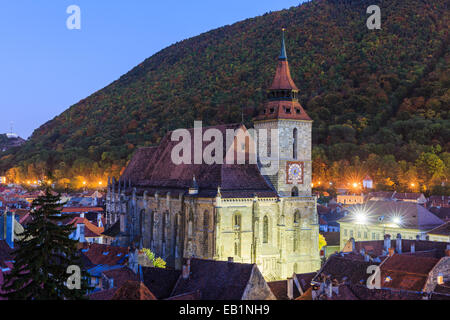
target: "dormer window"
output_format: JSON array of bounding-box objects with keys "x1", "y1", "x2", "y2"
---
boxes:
[
  {"x1": 296, "y1": 108, "x2": 301, "y2": 114},
  {"x1": 285, "y1": 107, "x2": 291, "y2": 114},
  {"x1": 269, "y1": 108, "x2": 275, "y2": 114}
]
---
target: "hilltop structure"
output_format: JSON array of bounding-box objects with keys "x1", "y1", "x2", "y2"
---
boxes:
[{"x1": 105, "y1": 31, "x2": 320, "y2": 280}]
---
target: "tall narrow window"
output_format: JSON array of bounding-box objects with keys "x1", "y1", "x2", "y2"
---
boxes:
[
  {"x1": 233, "y1": 213, "x2": 241, "y2": 230},
  {"x1": 203, "y1": 211, "x2": 209, "y2": 256},
  {"x1": 293, "y1": 128, "x2": 298, "y2": 159},
  {"x1": 150, "y1": 211, "x2": 154, "y2": 242},
  {"x1": 162, "y1": 212, "x2": 167, "y2": 242},
  {"x1": 263, "y1": 216, "x2": 269, "y2": 244},
  {"x1": 294, "y1": 210, "x2": 300, "y2": 224}
]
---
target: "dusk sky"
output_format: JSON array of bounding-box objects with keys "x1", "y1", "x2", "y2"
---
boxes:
[{"x1": 1, "y1": 0, "x2": 304, "y2": 139}]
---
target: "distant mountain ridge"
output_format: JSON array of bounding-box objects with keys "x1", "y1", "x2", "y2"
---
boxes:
[
  {"x1": 0, "y1": 0, "x2": 448, "y2": 189},
  {"x1": 0, "y1": 134, "x2": 25, "y2": 153}
]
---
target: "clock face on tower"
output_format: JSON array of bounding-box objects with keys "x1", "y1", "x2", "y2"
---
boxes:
[{"x1": 286, "y1": 161, "x2": 304, "y2": 185}]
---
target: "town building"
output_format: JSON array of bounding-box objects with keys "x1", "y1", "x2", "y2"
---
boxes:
[
  {"x1": 338, "y1": 201, "x2": 444, "y2": 249},
  {"x1": 104, "y1": 31, "x2": 320, "y2": 280},
  {"x1": 428, "y1": 195, "x2": 450, "y2": 208},
  {"x1": 337, "y1": 194, "x2": 365, "y2": 206}
]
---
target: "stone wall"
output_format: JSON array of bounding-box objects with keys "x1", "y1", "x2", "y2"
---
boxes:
[{"x1": 425, "y1": 256, "x2": 450, "y2": 292}]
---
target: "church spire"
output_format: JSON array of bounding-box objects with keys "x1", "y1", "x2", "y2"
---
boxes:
[
  {"x1": 253, "y1": 28, "x2": 311, "y2": 122},
  {"x1": 279, "y1": 28, "x2": 287, "y2": 61},
  {"x1": 269, "y1": 29, "x2": 298, "y2": 91}
]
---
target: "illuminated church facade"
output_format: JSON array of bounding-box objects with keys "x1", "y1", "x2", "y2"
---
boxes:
[{"x1": 105, "y1": 31, "x2": 320, "y2": 280}]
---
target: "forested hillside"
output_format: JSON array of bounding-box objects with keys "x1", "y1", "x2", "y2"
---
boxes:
[{"x1": 1, "y1": 0, "x2": 449, "y2": 193}]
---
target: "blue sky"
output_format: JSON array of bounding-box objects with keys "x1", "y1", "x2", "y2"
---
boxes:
[{"x1": 0, "y1": 0, "x2": 304, "y2": 138}]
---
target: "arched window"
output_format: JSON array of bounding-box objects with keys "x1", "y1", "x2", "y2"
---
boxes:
[
  {"x1": 188, "y1": 208, "x2": 194, "y2": 237},
  {"x1": 294, "y1": 210, "x2": 300, "y2": 224},
  {"x1": 263, "y1": 216, "x2": 269, "y2": 244},
  {"x1": 291, "y1": 187, "x2": 299, "y2": 197},
  {"x1": 293, "y1": 128, "x2": 298, "y2": 159},
  {"x1": 233, "y1": 213, "x2": 241, "y2": 230}
]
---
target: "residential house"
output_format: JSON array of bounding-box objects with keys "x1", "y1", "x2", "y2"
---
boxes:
[
  {"x1": 428, "y1": 196, "x2": 450, "y2": 208},
  {"x1": 339, "y1": 201, "x2": 444, "y2": 249}
]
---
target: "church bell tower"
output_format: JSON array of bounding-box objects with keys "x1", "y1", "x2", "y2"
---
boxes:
[{"x1": 254, "y1": 29, "x2": 313, "y2": 197}]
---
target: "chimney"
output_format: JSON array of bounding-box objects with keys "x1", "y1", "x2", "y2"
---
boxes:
[
  {"x1": 396, "y1": 233, "x2": 402, "y2": 254},
  {"x1": 287, "y1": 278, "x2": 294, "y2": 300},
  {"x1": 411, "y1": 243, "x2": 415, "y2": 254},
  {"x1": 384, "y1": 234, "x2": 391, "y2": 252},
  {"x1": 5, "y1": 212, "x2": 15, "y2": 249},
  {"x1": 228, "y1": 257, "x2": 234, "y2": 263},
  {"x1": 182, "y1": 259, "x2": 191, "y2": 279}
]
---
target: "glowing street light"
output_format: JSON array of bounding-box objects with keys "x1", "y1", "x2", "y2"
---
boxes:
[
  {"x1": 392, "y1": 217, "x2": 402, "y2": 225},
  {"x1": 355, "y1": 213, "x2": 367, "y2": 224},
  {"x1": 98, "y1": 181, "x2": 103, "y2": 186},
  {"x1": 83, "y1": 181, "x2": 87, "y2": 186},
  {"x1": 352, "y1": 182, "x2": 358, "y2": 188},
  {"x1": 411, "y1": 183, "x2": 416, "y2": 187}
]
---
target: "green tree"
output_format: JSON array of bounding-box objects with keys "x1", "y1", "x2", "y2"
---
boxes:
[
  {"x1": 142, "y1": 248, "x2": 166, "y2": 269},
  {"x1": 1, "y1": 188, "x2": 88, "y2": 300},
  {"x1": 416, "y1": 152, "x2": 445, "y2": 183}
]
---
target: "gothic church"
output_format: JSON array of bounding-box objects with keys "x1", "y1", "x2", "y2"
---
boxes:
[{"x1": 105, "y1": 31, "x2": 320, "y2": 280}]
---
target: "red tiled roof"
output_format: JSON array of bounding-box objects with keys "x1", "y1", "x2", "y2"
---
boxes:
[
  {"x1": 267, "y1": 280, "x2": 300, "y2": 300},
  {"x1": 67, "y1": 217, "x2": 104, "y2": 238},
  {"x1": 120, "y1": 124, "x2": 276, "y2": 197},
  {"x1": 294, "y1": 272, "x2": 316, "y2": 294},
  {"x1": 312, "y1": 255, "x2": 376, "y2": 285},
  {"x1": 80, "y1": 243, "x2": 129, "y2": 266},
  {"x1": 103, "y1": 267, "x2": 138, "y2": 289},
  {"x1": 269, "y1": 59, "x2": 298, "y2": 91},
  {"x1": 170, "y1": 258, "x2": 255, "y2": 300},
  {"x1": 112, "y1": 281, "x2": 157, "y2": 300},
  {"x1": 427, "y1": 221, "x2": 450, "y2": 236},
  {"x1": 141, "y1": 267, "x2": 181, "y2": 299},
  {"x1": 355, "y1": 239, "x2": 449, "y2": 259},
  {"x1": 61, "y1": 207, "x2": 103, "y2": 213},
  {"x1": 380, "y1": 254, "x2": 440, "y2": 292}
]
